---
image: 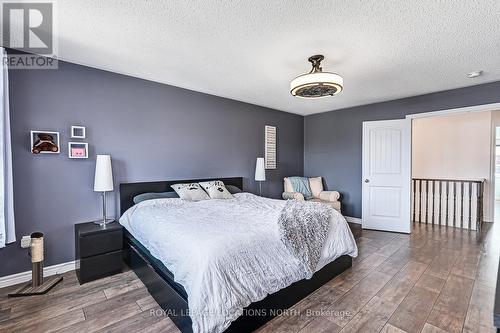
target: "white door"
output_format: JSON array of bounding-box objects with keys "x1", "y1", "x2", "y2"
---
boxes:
[{"x1": 362, "y1": 119, "x2": 411, "y2": 233}]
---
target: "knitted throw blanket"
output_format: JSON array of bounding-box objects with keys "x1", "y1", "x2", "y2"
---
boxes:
[{"x1": 277, "y1": 199, "x2": 332, "y2": 278}]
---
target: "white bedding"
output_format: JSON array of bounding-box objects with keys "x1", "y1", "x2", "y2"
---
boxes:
[{"x1": 119, "y1": 192, "x2": 357, "y2": 333}]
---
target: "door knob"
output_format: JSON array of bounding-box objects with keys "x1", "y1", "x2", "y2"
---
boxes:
[{"x1": 364, "y1": 179, "x2": 370, "y2": 183}]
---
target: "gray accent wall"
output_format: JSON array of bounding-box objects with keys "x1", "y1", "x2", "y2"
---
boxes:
[
  {"x1": 1, "y1": 60, "x2": 303, "y2": 277},
  {"x1": 305, "y1": 81, "x2": 500, "y2": 218}
]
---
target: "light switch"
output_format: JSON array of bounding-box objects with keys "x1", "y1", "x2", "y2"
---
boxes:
[{"x1": 20, "y1": 235, "x2": 31, "y2": 248}]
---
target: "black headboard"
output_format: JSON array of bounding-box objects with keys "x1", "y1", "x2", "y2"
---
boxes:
[{"x1": 119, "y1": 177, "x2": 243, "y2": 215}]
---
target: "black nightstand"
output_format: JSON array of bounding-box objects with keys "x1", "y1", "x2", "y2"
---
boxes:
[{"x1": 75, "y1": 221, "x2": 123, "y2": 284}]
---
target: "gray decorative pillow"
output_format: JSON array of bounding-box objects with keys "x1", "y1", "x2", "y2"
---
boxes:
[
  {"x1": 199, "y1": 181, "x2": 233, "y2": 199},
  {"x1": 171, "y1": 183, "x2": 210, "y2": 201},
  {"x1": 133, "y1": 191, "x2": 179, "y2": 204},
  {"x1": 226, "y1": 185, "x2": 243, "y2": 194}
]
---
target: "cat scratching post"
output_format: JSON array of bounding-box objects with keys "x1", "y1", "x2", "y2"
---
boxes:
[
  {"x1": 31, "y1": 232, "x2": 44, "y2": 286},
  {"x1": 8, "y1": 232, "x2": 63, "y2": 297}
]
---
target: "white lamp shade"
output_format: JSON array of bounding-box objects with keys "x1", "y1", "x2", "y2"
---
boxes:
[
  {"x1": 255, "y1": 157, "x2": 266, "y2": 181},
  {"x1": 94, "y1": 155, "x2": 114, "y2": 192}
]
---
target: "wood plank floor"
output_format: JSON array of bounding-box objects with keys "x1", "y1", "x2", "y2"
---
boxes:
[{"x1": 0, "y1": 222, "x2": 497, "y2": 333}]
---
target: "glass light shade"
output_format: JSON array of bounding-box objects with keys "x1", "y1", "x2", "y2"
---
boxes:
[
  {"x1": 255, "y1": 157, "x2": 266, "y2": 181},
  {"x1": 94, "y1": 155, "x2": 114, "y2": 192},
  {"x1": 290, "y1": 72, "x2": 343, "y2": 98}
]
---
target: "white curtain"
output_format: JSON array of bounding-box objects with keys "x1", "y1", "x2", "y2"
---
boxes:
[{"x1": 0, "y1": 47, "x2": 15, "y2": 248}]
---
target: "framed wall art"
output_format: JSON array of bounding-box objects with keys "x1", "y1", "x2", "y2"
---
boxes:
[
  {"x1": 68, "y1": 142, "x2": 88, "y2": 159},
  {"x1": 71, "y1": 126, "x2": 86, "y2": 139},
  {"x1": 264, "y1": 125, "x2": 276, "y2": 169},
  {"x1": 30, "y1": 130, "x2": 60, "y2": 154}
]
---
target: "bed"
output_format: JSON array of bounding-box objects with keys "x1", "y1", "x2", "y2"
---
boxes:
[{"x1": 119, "y1": 177, "x2": 357, "y2": 333}]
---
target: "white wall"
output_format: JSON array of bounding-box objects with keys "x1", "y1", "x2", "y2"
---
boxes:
[{"x1": 412, "y1": 111, "x2": 493, "y2": 222}]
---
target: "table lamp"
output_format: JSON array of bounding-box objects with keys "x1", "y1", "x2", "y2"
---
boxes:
[
  {"x1": 255, "y1": 157, "x2": 266, "y2": 196},
  {"x1": 94, "y1": 154, "x2": 114, "y2": 225}
]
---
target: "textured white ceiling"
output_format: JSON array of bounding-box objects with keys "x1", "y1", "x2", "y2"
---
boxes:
[{"x1": 48, "y1": 1, "x2": 500, "y2": 114}]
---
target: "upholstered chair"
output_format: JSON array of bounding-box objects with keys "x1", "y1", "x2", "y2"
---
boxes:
[{"x1": 282, "y1": 177, "x2": 341, "y2": 213}]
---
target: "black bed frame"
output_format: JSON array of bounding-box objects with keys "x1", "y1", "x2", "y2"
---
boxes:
[{"x1": 120, "y1": 177, "x2": 352, "y2": 333}]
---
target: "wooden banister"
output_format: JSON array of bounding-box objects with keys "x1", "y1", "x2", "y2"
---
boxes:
[{"x1": 411, "y1": 178, "x2": 485, "y2": 230}]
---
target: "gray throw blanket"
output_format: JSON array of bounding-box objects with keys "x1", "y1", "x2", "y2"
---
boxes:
[{"x1": 278, "y1": 200, "x2": 333, "y2": 278}]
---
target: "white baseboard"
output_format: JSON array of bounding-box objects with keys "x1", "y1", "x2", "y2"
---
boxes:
[
  {"x1": 345, "y1": 216, "x2": 362, "y2": 224},
  {"x1": 0, "y1": 260, "x2": 75, "y2": 288}
]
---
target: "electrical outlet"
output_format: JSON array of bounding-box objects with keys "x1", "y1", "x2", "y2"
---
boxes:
[{"x1": 20, "y1": 235, "x2": 31, "y2": 248}]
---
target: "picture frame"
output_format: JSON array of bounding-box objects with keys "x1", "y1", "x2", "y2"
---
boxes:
[
  {"x1": 30, "y1": 130, "x2": 60, "y2": 154},
  {"x1": 68, "y1": 142, "x2": 88, "y2": 159},
  {"x1": 264, "y1": 125, "x2": 277, "y2": 169},
  {"x1": 71, "y1": 126, "x2": 86, "y2": 139}
]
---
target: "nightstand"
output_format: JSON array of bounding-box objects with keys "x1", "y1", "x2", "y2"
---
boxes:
[{"x1": 75, "y1": 221, "x2": 123, "y2": 284}]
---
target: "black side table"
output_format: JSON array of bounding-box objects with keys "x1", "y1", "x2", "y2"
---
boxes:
[{"x1": 75, "y1": 221, "x2": 123, "y2": 284}]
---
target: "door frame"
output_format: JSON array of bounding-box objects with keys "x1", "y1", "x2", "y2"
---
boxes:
[
  {"x1": 405, "y1": 102, "x2": 500, "y2": 224},
  {"x1": 494, "y1": 125, "x2": 500, "y2": 220}
]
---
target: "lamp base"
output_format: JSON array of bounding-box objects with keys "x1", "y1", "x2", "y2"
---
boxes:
[
  {"x1": 93, "y1": 218, "x2": 115, "y2": 226},
  {"x1": 94, "y1": 191, "x2": 113, "y2": 226}
]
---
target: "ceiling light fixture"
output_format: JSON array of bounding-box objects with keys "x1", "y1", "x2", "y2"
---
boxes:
[
  {"x1": 290, "y1": 55, "x2": 343, "y2": 98},
  {"x1": 467, "y1": 70, "x2": 483, "y2": 78}
]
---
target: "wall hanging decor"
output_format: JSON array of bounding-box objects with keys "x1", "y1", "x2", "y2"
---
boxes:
[
  {"x1": 68, "y1": 142, "x2": 88, "y2": 159},
  {"x1": 71, "y1": 126, "x2": 86, "y2": 139},
  {"x1": 264, "y1": 125, "x2": 277, "y2": 169},
  {"x1": 30, "y1": 130, "x2": 60, "y2": 154}
]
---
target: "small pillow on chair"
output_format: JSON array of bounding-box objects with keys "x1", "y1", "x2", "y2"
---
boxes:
[{"x1": 309, "y1": 177, "x2": 324, "y2": 198}]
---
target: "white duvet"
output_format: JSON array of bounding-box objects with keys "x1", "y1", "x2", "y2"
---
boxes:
[{"x1": 120, "y1": 193, "x2": 357, "y2": 333}]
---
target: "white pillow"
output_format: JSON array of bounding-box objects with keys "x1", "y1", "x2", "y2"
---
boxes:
[
  {"x1": 199, "y1": 181, "x2": 233, "y2": 199},
  {"x1": 171, "y1": 183, "x2": 210, "y2": 201},
  {"x1": 309, "y1": 177, "x2": 324, "y2": 198}
]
